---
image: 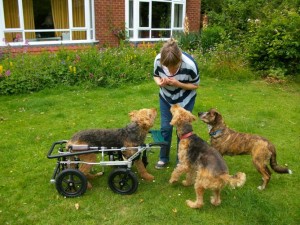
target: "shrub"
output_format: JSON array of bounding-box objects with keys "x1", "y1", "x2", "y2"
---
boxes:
[
  {"x1": 175, "y1": 32, "x2": 201, "y2": 51},
  {"x1": 200, "y1": 25, "x2": 225, "y2": 53},
  {"x1": 195, "y1": 44, "x2": 256, "y2": 81},
  {"x1": 0, "y1": 45, "x2": 158, "y2": 95},
  {"x1": 202, "y1": 0, "x2": 300, "y2": 78},
  {"x1": 245, "y1": 8, "x2": 300, "y2": 77},
  {"x1": 202, "y1": 0, "x2": 267, "y2": 40}
]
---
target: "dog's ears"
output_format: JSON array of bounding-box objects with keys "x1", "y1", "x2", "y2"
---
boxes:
[
  {"x1": 187, "y1": 111, "x2": 197, "y2": 122},
  {"x1": 210, "y1": 109, "x2": 222, "y2": 123},
  {"x1": 170, "y1": 109, "x2": 196, "y2": 125},
  {"x1": 173, "y1": 104, "x2": 180, "y2": 109},
  {"x1": 170, "y1": 112, "x2": 178, "y2": 125},
  {"x1": 129, "y1": 109, "x2": 156, "y2": 128},
  {"x1": 190, "y1": 114, "x2": 197, "y2": 122},
  {"x1": 129, "y1": 110, "x2": 137, "y2": 120}
]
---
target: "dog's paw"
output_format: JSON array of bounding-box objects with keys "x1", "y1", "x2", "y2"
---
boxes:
[
  {"x1": 182, "y1": 180, "x2": 193, "y2": 186},
  {"x1": 141, "y1": 173, "x2": 154, "y2": 181},
  {"x1": 186, "y1": 200, "x2": 203, "y2": 209},
  {"x1": 257, "y1": 185, "x2": 265, "y2": 190},
  {"x1": 169, "y1": 178, "x2": 178, "y2": 184},
  {"x1": 210, "y1": 196, "x2": 221, "y2": 206},
  {"x1": 96, "y1": 172, "x2": 104, "y2": 177},
  {"x1": 87, "y1": 182, "x2": 93, "y2": 189}
]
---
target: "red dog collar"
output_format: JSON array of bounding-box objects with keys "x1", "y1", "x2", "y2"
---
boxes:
[{"x1": 180, "y1": 132, "x2": 193, "y2": 140}]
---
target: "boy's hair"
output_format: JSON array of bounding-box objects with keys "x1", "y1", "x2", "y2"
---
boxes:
[{"x1": 160, "y1": 38, "x2": 182, "y2": 67}]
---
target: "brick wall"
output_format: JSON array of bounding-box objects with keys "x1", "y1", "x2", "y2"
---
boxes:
[
  {"x1": 94, "y1": 0, "x2": 125, "y2": 46},
  {"x1": 0, "y1": 45, "x2": 93, "y2": 56},
  {"x1": 186, "y1": 0, "x2": 201, "y2": 32}
]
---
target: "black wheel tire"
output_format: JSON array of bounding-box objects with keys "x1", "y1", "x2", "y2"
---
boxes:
[
  {"x1": 108, "y1": 168, "x2": 138, "y2": 195},
  {"x1": 55, "y1": 169, "x2": 87, "y2": 197}
]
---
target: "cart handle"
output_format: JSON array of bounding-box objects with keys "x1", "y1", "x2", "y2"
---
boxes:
[{"x1": 47, "y1": 140, "x2": 68, "y2": 159}]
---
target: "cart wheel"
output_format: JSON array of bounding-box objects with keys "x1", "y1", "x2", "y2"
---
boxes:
[
  {"x1": 55, "y1": 169, "x2": 87, "y2": 197},
  {"x1": 108, "y1": 168, "x2": 138, "y2": 195}
]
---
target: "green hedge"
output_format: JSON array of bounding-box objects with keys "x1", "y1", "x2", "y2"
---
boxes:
[{"x1": 0, "y1": 45, "x2": 158, "y2": 95}]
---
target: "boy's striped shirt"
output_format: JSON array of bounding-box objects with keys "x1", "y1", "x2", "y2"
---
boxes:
[{"x1": 154, "y1": 52, "x2": 200, "y2": 107}]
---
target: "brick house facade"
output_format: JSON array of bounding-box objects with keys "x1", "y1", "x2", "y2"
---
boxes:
[
  {"x1": 0, "y1": 0, "x2": 201, "y2": 49},
  {"x1": 94, "y1": 0, "x2": 201, "y2": 46}
]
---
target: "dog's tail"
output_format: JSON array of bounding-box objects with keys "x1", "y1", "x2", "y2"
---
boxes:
[
  {"x1": 269, "y1": 145, "x2": 292, "y2": 174},
  {"x1": 222, "y1": 172, "x2": 246, "y2": 189}
]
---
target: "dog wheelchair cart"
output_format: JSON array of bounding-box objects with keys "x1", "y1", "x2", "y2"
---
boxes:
[{"x1": 47, "y1": 130, "x2": 166, "y2": 197}]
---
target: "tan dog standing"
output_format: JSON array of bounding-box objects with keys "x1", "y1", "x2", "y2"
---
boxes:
[
  {"x1": 169, "y1": 104, "x2": 246, "y2": 209},
  {"x1": 67, "y1": 108, "x2": 157, "y2": 188},
  {"x1": 199, "y1": 108, "x2": 292, "y2": 190}
]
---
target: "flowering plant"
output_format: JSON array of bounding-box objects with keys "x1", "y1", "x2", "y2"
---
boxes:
[{"x1": 112, "y1": 28, "x2": 127, "y2": 40}]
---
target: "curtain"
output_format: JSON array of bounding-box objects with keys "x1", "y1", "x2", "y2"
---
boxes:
[
  {"x1": 72, "y1": 0, "x2": 86, "y2": 40},
  {"x1": 3, "y1": 0, "x2": 20, "y2": 42},
  {"x1": 23, "y1": 0, "x2": 35, "y2": 39},
  {"x1": 51, "y1": 0, "x2": 69, "y2": 37}
]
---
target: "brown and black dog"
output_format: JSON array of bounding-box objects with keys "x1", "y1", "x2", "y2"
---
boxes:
[
  {"x1": 169, "y1": 104, "x2": 246, "y2": 209},
  {"x1": 199, "y1": 108, "x2": 292, "y2": 190},
  {"x1": 67, "y1": 108, "x2": 157, "y2": 188}
]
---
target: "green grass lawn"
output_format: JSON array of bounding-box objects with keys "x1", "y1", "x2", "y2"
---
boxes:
[{"x1": 0, "y1": 78, "x2": 299, "y2": 225}]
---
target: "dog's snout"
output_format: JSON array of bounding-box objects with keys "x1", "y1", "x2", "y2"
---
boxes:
[{"x1": 198, "y1": 112, "x2": 205, "y2": 117}]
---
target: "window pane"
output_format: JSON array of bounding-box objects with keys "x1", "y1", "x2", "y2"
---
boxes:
[
  {"x1": 32, "y1": 0, "x2": 69, "y2": 38},
  {"x1": 129, "y1": 30, "x2": 133, "y2": 38},
  {"x1": 32, "y1": 0, "x2": 55, "y2": 38},
  {"x1": 73, "y1": 0, "x2": 85, "y2": 27},
  {"x1": 72, "y1": 31, "x2": 86, "y2": 40},
  {"x1": 50, "y1": 0, "x2": 69, "y2": 37},
  {"x1": 152, "y1": 2, "x2": 171, "y2": 28},
  {"x1": 3, "y1": 0, "x2": 20, "y2": 28},
  {"x1": 151, "y1": 30, "x2": 170, "y2": 38},
  {"x1": 90, "y1": 0, "x2": 93, "y2": 29},
  {"x1": 4, "y1": 32, "x2": 22, "y2": 42},
  {"x1": 172, "y1": 30, "x2": 183, "y2": 37},
  {"x1": 129, "y1": 0, "x2": 133, "y2": 28},
  {"x1": 23, "y1": 0, "x2": 36, "y2": 39},
  {"x1": 25, "y1": 31, "x2": 37, "y2": 40},
  {"x1": 35, "y1": 36, "x2": 61, "y2": 41},
  {"x1": 62, "y1": 32, "x2": 70, "y2": 40},
  {"x1": 138, "y1": 30, "x2": 149, "y2": 38},
  {"x1": 173, "y1": 4, "x2": 183, "y2": 27},
  {"x1": 139, "y1": 2, "x2": 149, "y2": 27}
]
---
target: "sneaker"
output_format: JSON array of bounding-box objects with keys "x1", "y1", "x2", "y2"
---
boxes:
[{"x1": 155, "y1": 161, "x2": 168, "y2": 169}]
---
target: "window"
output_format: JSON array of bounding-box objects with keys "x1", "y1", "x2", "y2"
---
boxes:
[
  {"x1": 127, "y1": 0, "x2": 186, "y2": 41},
  {"x1": 0, "y1": 0, "x2": 95, "y2": 46}
]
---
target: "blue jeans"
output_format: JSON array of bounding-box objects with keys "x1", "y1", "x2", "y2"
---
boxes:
[{"x1": 158, "y1": 97, "x2": 196, "y2": 164}]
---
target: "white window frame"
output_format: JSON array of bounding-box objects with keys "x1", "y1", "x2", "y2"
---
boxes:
[
  {"x1": 0, "y1": 0, "x2": 96, "y2": 46},
  {"x1": 125, "y1": 0, "x2": 186, "y2": 42}
]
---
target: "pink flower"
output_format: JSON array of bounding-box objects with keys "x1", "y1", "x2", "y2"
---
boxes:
[
  {"x1": 5, "y1": 70, "x2": 11, "y2": 76},
  {"x1": 16, "y1": 33, "x2": 21, "y2": 39}
]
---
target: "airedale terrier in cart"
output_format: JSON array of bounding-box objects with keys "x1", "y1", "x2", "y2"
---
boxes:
[
  {"x1": 169, "y1": 104, "x2": 246, "y2": 209},
  {"x1": 67, "y1": 108, "x2": 157, "y2": 188}
]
